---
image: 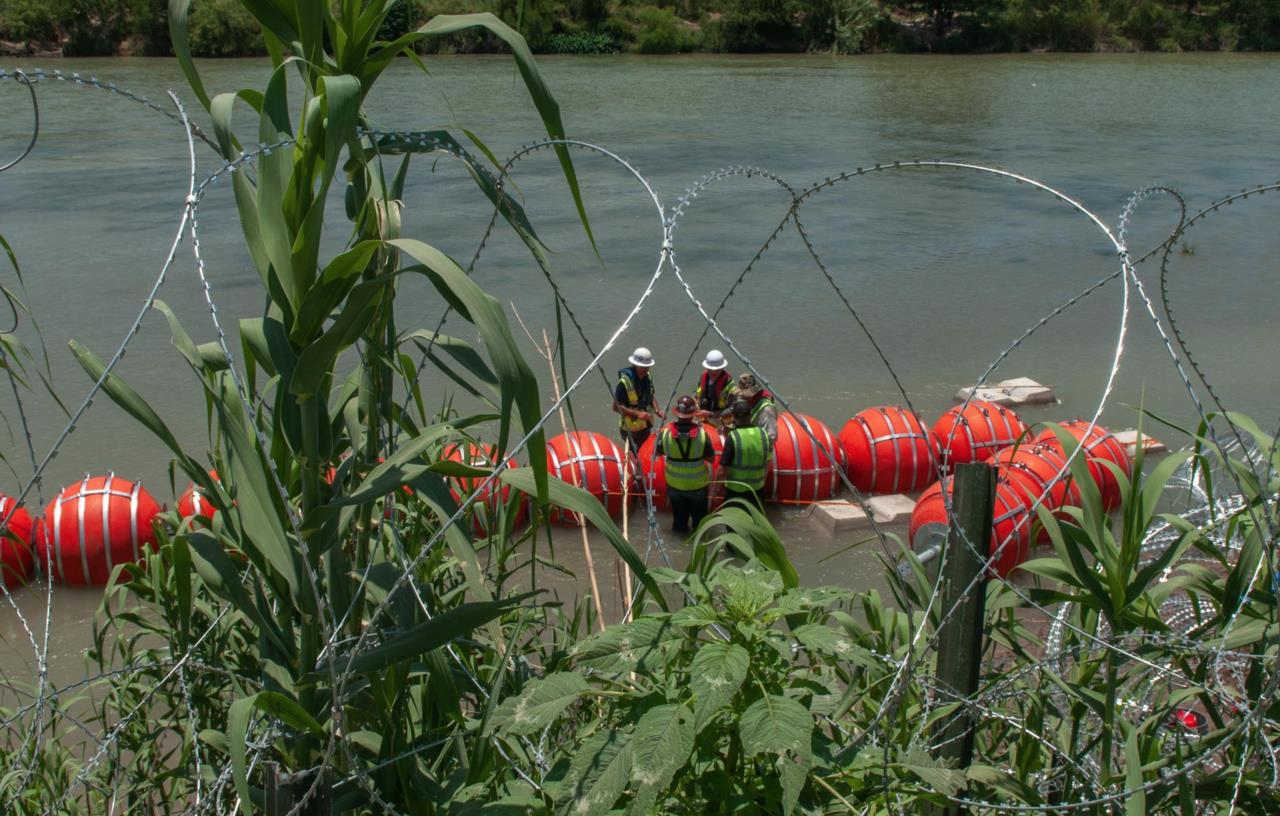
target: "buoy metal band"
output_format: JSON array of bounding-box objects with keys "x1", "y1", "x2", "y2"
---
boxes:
[{"x1": 102, "y1": 472, "x2": 114, "y2": 579}]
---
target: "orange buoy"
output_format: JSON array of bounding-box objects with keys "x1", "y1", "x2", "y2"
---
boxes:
[
  {"x1": 908, "y1": 474, "x2": 1031, "y2": 578},
  {"x1": 932, "y1": 400, "x2": 1029, "y2": 470},
  {"x1": 636, "y1": 423, "x2": 725, "y2": 513},
  {"x1": 545, "y1": 431, "x2": 627, "y2": 525},
  {"x1": 839, "y1": 406, "x2": 938, "y2": 495},
  {"x1": 34, "y1": 475, "x2": 161, "y2": 586},
  {"x1": 0, "y1": 493, "x2": 34, "y2": 588},
  {"x1": 442, "y1": 442, "x2": 525, "y2": 534},
  {"x1": 177, "y1": 470, "x2": 221, "y2": 523},
  {"x1": 1033, "y1": 420, "x2": 1132, "y2": 512},
  {"x1": 993, "y1": 445, "x2": 1081, "y2": 543},
  {"x1": 765, "y1": 413, "x2": 845, "y2": 503}
]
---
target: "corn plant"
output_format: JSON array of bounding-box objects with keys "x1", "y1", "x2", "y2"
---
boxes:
[{"x1": 24, "y1": 0, "x2": 660, "y2": 812}]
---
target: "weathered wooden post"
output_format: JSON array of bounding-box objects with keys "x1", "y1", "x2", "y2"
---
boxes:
[{"x1": 931, "y1": 462, "x2": 995, "y2": 815}]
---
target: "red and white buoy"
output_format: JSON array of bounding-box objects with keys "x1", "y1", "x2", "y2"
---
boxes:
[
  {"x1": 34, "y1": 474, "x2": 161, "y2": 586},
  {"x1": 177, "y1": 470, "x2": 221, "y2": 523},
  {"x1": 545, "y1": 431, "x2": 628, "y2": 526},
  {"x1": 0, "y1": 493, "x2": 34, "y2": 588},
  {"x1": 765, "y1": 413, "x2": 845, "y2": 503},
  {"x1": 636, "y1": 423, "x2": 725, "y2": 512},
  {"x1": 839, "y1": 406, "x2": 938, "y2": 495},
  {"x1": 1033, "y1": 420, "x2": 1132, "y2": 512},
  {"x1": 908, "y1": 475, "x2": 1032, "y2": 578},
  {"x1": 992, "y1": 445, "x2": 1081, "y2": 543},
  {"x1": 932, "y1": 400, "x2": 1029, "y2": 470},
  {"x1": 442, "y1": 442, "x2": 525, "y2": 534}
]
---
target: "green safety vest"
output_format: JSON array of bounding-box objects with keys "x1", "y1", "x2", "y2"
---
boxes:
[
  {"x1": 750, "y1": 393, "x2": 775, "y2": 425},
  {"x1": 661, "y1": 425, "x2": 709, "y2": 491},
  {"x1": 617, "y1": 369, "x2": 653, "y2": 432},
  {"x1": 725, "y1": 426, "x2": 771, "y2": 491}
]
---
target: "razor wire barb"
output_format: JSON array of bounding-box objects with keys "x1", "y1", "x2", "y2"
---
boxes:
[{"x1": 0, "y1": 69, "x2": 1277, "y2": 815}]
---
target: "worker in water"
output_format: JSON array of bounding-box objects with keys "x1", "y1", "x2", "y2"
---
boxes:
[
  {"x1": 657, "y1": 395, "x2": 716, "y2": 534},
  {"x1": 613, "y1": 347, "x2": 663, "y2": 454},
  {"x1": 733, "y1": 372, "x2": 778, "y2": 446},
  {"x1": 695, "y1": 349, "x2": 735, "y2": 425},
  {"x1": 721, "y1": 398, "x2": 772, "y2": 511}
]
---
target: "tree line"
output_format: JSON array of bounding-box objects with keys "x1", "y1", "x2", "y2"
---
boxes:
[{"x1": 1, "y1": 0, "x2": 1278, "y2": 57}]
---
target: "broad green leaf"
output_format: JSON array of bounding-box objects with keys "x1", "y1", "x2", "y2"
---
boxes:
[
  {"x1": 792, "y1": 623, "x2": 859, "y2": 660},
  {"x1": 569, "y1": 616, "x2": 679, "y2": 675},
  {"x1": 689, "y1": 642, "x2": 749, "y2": 730},
  {"x1": 739, "y1": 694, "x2": 811, "y2": 759},
  {"x1": 1125, "y1": 728, "x2": 1147, "y2": 816},
  {"x1": 498, "y1": 672, "x2": 590, "y2": 736},
  {"x1": 558, "y1": 729, "x2": 633, "y2": 816},
  {"x1": 167, "y1": 0, "x2": 211, "y2": 110},
  {"x1": 629, "y1": 704, "x2": 695, "y2": 797},
  {"x1": 777, "y1": 751, "x2": 809, "y2": 816}
]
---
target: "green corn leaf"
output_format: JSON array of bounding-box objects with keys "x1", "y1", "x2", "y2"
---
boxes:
[
  {"x1": 291, "y1": 275, "x2": 389, "y2": 399},
  {"x1": 391, "y1": 239, "x2": 546, "y2": 497},
  {"x1": 1125, "y1": 728, "x2": 1147, "y2": 816},
  {"x1": 688, "y1": 641, "x2": 749, "y2": 731},
  {"x1": 167, "y1": 0, "x2": 211, "y2": 110},
  {"x1": 229, "y1": 691, "x2": 325, "y2": 816},
  {"x1": 187, "y1": 528, "x2": 293, "y2": 658},
  {"x1": 500, "y1": 467, "x2": 664, "y2": 610},
  {"x1": 325, "y1": 595, "x2": 530, "y2": 678},
  {"x1": 292, "y1": 241, "x2": 382, "y2": 342},
  {"x1": 496, "y1": 671, "x2": 590, "y2": 736}
]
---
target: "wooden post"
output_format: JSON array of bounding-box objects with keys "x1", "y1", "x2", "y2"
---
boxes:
[{"x1": 931, "y1": 462, "x2": 995, "y2": 815}]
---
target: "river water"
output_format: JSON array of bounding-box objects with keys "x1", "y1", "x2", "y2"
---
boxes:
[{"x1": 0, "y1": 53, "x2": 1277, "y2": 685}]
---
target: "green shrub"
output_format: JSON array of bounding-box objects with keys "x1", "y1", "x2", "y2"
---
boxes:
[
  {"x1": 719, "y1": 0, "x2": 797, "y2": 51},
  {"x1": 186, "y1": 0, "x2": 264, "y2": 56},
  {"x1": 1117, "y1": 0, "x2": 1176, "y2": 50},
  {"x1": 1004, "y1": 0, "x2": 1103, "y2": 51},
  {"x1": 548, "y1": 29, "x2": 622, "y2": 51},
  {"x1": 794, "y1": 0, "x2": 878, "y2": 52},
  {"x1": 0, "y1": 0, "x2": 59, "y2": 41},
  {"x1": 1229, "y1": 0, "x2": 1280, "y2": 49},
  {"x1": 412, "y1": 0, "x2": 504, "y2": 51},
  {"x1": 633, "y1": 4, "x2": 692, "y2": 52},
  {"x1": 54, "y1": 0, "x2": 132, "y2": 54}
]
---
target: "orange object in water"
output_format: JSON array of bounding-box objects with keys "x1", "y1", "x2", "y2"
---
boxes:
[
  {"x1": 0, "y1": 493, "x2": 34, "y2": 588},
  {"x1": 636, "y1": 423, "x2": 725, "y2": 512},
  {"x1": 545, "y1": 431, "x2": 628, "y2": 526},
  {"x1": 908, "y1": 474, "x2": 1032, "y2": 578},
  {"x1": 442, "y1": 442, "x2": 526, "y2": 534},
  {"x1": 34, "y1": 475, "x2": 161, "y2": 586},
  {"x1": 839, "y1": 406, "x2": 937, "y2": 495},
  {"x1": 177, "y1": 470, "x2": 221, "y2": 523},
  {"x1": 993, "y1": 445, "x2": 1081, "y2": 543},
  {"x1": 1033, "y1": 420, "x2": 1132, "y2": 512},
  {"x1": 932, "y1": 400, "x2": 1028, "y2": 470},
  {"x1": 765, "y1": 413, "x2": 845, "y2": 503}
]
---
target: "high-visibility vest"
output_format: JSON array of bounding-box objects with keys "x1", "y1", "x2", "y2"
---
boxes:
[
  {"x1": 696, "y1": 370, "x2": 735, "y2": 413},
  {"x1": 725, "y1": 426, "x2": 771, "y2": 491},
  {"x1": 660, "y1": 424, "x2": 709, "y2": 491},
  {"x1": 750, "y1": 392, "x2": 775, "y2": 425},
  {"x1": 617, "y1": 368, "x2": 653, "y2": 432}
]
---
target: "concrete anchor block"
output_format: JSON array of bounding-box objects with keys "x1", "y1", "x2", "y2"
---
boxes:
[
  {"x1": 864, "y1": 493, "x2": 916, "y2": 525},
  {"x1": 807, "y1": 501, "x2": 871, "y2": 534},
  {"x1": 955, "y1": 377, "x2": 1057, "y2": 408},
  {"x1": 1113, "y1": 429, "x2": 1168, "y2": 457}
]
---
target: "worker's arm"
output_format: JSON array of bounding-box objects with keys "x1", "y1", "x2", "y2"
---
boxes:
[
  {"x1": 720, "y1": 435, "x2": 735, "y2": 468},
  {"x1": 612, "y1": 382, "x2": 649, "y2": 421},
  {"x1": 761, "y1": 406, "x2": 778, "y2": 446}
]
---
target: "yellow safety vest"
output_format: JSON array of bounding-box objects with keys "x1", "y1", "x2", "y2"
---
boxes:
[
  {"x1": 661, "y1": 424, "x2": 709, "y2": 491},
  {"x1": 617, "y1": 369, "x2": 653, "y2": 432},
  {"x1": 725, "y1": 426, "x2": 771, "y2": 491}
]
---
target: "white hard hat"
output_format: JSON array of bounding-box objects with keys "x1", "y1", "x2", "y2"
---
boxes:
[
  {"x1": 702, "y1": 349, "x2": 727, "y2": 370},
  {"x1": 628, "y1": 347, "x2": 655, "y2": 367}
]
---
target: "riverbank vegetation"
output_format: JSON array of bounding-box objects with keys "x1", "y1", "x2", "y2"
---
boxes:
[{"x1": 2, "y1": 0, "x2": 1279, "y2": 56}]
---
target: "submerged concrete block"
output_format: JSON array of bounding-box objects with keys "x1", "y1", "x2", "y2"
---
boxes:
[
  {"x1": 955, "y1": 377, "x2": 1057, "y2": 408},
  {"x1": 1113, "y1": 429, "x2": 1168, "y2": 457},
  {"x1": 865, "y1": 493, "x2": 915, "y2": 525},
  {"x1": 807, "y1": 501, "x2": 870, "y2": 534}
]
